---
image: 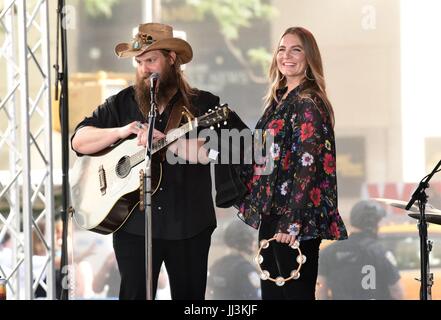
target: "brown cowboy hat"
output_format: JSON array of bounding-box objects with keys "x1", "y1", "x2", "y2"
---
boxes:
[{"x1": 114, "y1": 22, "x2": 193, "y2": 64}]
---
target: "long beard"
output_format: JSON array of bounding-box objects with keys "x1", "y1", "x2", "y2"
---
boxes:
[{"x1": 134, "y1": 65, "x2": 178, "y2": 118}]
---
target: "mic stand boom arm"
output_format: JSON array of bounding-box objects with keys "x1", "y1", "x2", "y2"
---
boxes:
[{"x1": 406, "y1": 160, "x2": 441, "y2": 210}]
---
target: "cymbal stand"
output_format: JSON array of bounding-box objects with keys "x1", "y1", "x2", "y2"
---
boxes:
[{"x1": 406, "y1": 160, "x2": 441, "y2": 300}]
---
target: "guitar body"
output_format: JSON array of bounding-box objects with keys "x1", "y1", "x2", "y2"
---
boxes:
[{"x1": 70, "y1": 138, "x2": 162, "y2": 234}]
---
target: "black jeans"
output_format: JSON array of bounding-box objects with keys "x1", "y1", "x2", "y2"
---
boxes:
[
  {"x1": 113, "y1": 227, "x2": 214, "y2": 300},
  {"x1": 259, "y1": 215, "x2": 321, "y2": 300}
]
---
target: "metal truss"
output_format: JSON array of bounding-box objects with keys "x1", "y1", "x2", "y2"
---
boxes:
[{"x1": 0, "y1": 0, "x2": 55, "y2": 300}]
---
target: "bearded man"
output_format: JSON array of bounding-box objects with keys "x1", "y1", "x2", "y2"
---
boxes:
[{"x1": 71, "y1": 22, "x2": 235, "y2": 300}]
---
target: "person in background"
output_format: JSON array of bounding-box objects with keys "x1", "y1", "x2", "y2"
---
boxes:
[
  {"x1": 207, "y1": 220, "x2": 260, "y2": 300},
  {"x1": 317, "y1": 200, "x2": 404, "y2": 300},
  {"x1": 92, "y1": 252, "x2": 120, "y2": 299}
]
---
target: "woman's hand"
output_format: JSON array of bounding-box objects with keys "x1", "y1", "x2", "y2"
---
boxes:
[{"x1": 274, "y1": 233, "x2": 297, "y2": 246}]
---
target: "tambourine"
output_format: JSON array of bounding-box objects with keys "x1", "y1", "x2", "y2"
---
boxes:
[{"x1": 254, "y1": 238, "x2": 306, "y2": 286}]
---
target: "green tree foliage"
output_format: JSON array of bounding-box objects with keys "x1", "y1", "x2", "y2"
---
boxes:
[
  {"x1": 83, "y1": 0, "x2": 120, "y2": 18},
  {"x1": 248, "y1": 47, "x2": 273, "y2": 77},
  {"x1": 186, "y1": 0, "x2": 277, "y2": 82},
  {"x1": 187, "y1": 0, "x2": 276, "y2": 40}
]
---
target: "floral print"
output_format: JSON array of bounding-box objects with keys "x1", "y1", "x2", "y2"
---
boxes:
[
  {"x1": 301, "y1": 152, "x2": 314, "y2": 167},
  {"x1": 237, "y1": 85, "x2": 348, "y2": 241},
  {"x1": 270, "y1": 143, "x2": 281, "y2": 160},
  {"x1": 300, "y1": 122, "x2": 315, "y2": 142},
  {"x1": 268, "y1": 119, "x2": 284, "y2": 136},
  {"x1": 323, "y1": 153, "x2": 335, "y2": 175},
  {"x1": 287, "y1": 222, "x2": 301, "y2": 237}
]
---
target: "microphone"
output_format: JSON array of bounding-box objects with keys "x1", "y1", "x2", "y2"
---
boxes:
[{"x1": 149, "y1": 72, "x2": 159, "y2": 104}]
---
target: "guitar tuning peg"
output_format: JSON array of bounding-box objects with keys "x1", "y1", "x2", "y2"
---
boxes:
[
  {"x1": 217, "y1": 123, "x2": 221, "y2": 128},
  {"x1": 208, "y1": 109, "x2": 212, "y2": 112},
  {"x1": 224, "y1": 121, "x2": 228, "y2": 125},
  {"x1": 210, "y1": 126, "x2": 214, "y2": 130},
  {"x1": 215, "y1": 106, "x2": 218, "y2": 109}
]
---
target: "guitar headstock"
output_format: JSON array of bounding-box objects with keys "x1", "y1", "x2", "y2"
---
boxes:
[{"x1": 198, "y1": 104, "x2": 230, "y2": 128}]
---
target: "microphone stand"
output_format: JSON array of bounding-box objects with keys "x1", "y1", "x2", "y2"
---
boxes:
[
  {"x1": 53, "y1": 0, "x2": 70, "y2": 300},
  {"x1": 141, "y1": 84, "x2": 158, "y2": 300},
  {"x1": 405, "y1": 159, "x2": 441, "y2": 300}
]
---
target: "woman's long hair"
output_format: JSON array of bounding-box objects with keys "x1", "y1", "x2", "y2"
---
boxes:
[{"x1": 263, "y1": 27, "x2": 335, "y2": 126}]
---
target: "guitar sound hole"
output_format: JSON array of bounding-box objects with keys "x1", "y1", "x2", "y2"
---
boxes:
[{"x1": 115, "y1": 156, "x2": 131, "y2": 178}]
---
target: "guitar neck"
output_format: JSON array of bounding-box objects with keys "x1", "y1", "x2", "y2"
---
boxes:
[
  {"x1": 127, "y1": 105, "x2": 228, "y2": 167},
  {"x1": 131, "y1": 119, "x2": 198, "y2": 165}
]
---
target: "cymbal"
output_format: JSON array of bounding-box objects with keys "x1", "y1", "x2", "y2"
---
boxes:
[
  {"x1": 408, "y1": 213, "x2": 441, "y2": 225},
  {"x1": 372, "y1": 198, "x2": 441, "y2": 214}
]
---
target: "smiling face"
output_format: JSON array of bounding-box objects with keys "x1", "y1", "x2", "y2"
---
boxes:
[{"x1": 276, "y1": 33, "x2": 307, "y2": 88}]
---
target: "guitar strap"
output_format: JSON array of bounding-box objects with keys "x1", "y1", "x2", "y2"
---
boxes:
[{"x1": 159, "y1": 92, "x2": 194, "y2": 161}]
